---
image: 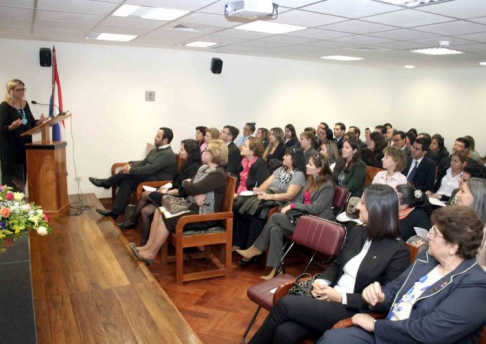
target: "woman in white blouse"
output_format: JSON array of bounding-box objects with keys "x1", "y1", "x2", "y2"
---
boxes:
[
  {"x1": 428, "y1": 151, "x2": 467, "y2": 201},
  {"x1": 248, "y1": 185, "x2": 409, "y2": 344},
  {"x1": 372, "y1": 146, "x2": 407, "y2": 191}
]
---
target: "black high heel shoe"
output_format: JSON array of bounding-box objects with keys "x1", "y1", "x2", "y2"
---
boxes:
[{"x1": 239, "y1": 256, "x2": 259, "y2": 266}]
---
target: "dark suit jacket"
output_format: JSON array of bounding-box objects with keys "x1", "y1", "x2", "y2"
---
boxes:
[
  {"x1": 373, "y1": 251, "x2": 486, "y2": 344},
  {"x1": 403, "y1": 156, "x2": 436, "y2": 192},
  {"x1": 403, "y1": 145, "x2": 411, "y2": 158},
  {"x1": 320, "y1": 226, "x2": 409, "y2": 311},
  {"x1": 426, "y1": 150, "x2": 440, "y2": 165},
  {"x1": 335, "y1": 137, "x2": 344, "y2": 150},
  {"x1": 225, "y1": 142, "x2": 241, "y2": 176}
]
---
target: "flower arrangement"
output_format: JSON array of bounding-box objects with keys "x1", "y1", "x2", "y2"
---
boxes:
[{"x1": 0, "y1": 185, "x2": 52, "y2": 241}]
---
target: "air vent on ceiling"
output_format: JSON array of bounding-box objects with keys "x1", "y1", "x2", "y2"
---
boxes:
[{"x1": 171, "y1": 24, "x2": 200, "y2": 33}]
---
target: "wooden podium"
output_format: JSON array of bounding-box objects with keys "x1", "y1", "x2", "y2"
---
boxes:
[{"x1": 21, "y1": 114, "x2": 71, "y2": 217}]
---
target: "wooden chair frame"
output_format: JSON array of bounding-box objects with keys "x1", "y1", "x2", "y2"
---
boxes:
[{"x1": 161, "y1": 175, "x2": 237, "y2": 284}]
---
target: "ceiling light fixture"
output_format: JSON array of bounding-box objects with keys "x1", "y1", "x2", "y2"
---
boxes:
[
  {"x1": 90, "y1": 33, "x2": 137, "y2": 42},
  {"x1": 404, "y1": 65, "x2": 415, "y2": 69},
  {"x1": 185, "y1": 41, "x2": 219, "y2": 48},
  {"x1": 480, "y1": 62, "x2": 486, "y2": 66},
  {"x1": 373, "y1": 0, "x2": 454, "y2": 8},
  {"x1": 320, "y1": 55, "x2": 364, "y2": 61},
  {"x1": 235, "y1": 21, "x2": 306, "y2": 34},
  {"x1": 112, "y1": 4, "x2": 189, "y2": 21},
  {"x1": 410, "y1": 40, "x2": 463, "y2": 55}
]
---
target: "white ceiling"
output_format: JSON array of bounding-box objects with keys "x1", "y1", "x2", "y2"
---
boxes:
[{"x1": 2, "y1": 0, "x2": 486, "y2": 68}]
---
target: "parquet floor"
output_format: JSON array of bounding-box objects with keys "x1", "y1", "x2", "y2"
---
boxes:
[{"x1": 100, "y1": 198, "x2": 320, "y2": 343}]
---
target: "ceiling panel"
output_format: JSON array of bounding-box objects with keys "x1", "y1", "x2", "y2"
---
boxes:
[
  {"x1": 211, "y1": 28, "x2": 272, "y2": 39},
  {"x1": 35, "y1": 10, "x2": 103, "y2": 24},
  {"x1": 302, "y1": 0, "x2": 401, "y2": 19},
  {"x1": 332, "y1": 35, "x2": 392, "y2": 44},
  {"x1": 286, "y1": 28, "x2": 353, "y2": 39},
  {"x1": 258, "y1": 35, "x2": 317, "y2": 44},
  {"x1": 456, "y1": 31, "x2": 486, "y2": 43},
  {"x1": 417, "y1": 0, "x2": 486, "y2": 19},
  {"x1": 364, "y1": 9, "x2": 454, "y2": 28},
  {"x1": 0, "y1": 17, "x2": 32, "y2": 28},
  {"x1": 36, "y1": 0, "x2": 119, "y2": 15},
  {"x1": 0, "y1": 6, "x2": 33, "y2": 19},
  {"x1": 34, "y1": 20, "x2": 93, "y2": 31},
  {"x1": 99, "y1": 15, "x2": 166, "y2": 29},
  {"x1": 410, "y1": 36, "x2": 477, "y2": 46},
  {"x1": 125, "y1": 0, "x2": 216, "y2": 11},
  {"x1": 92, "y1": 25, "x2": 152, "y2": 35},
  {"x1": 177, "y1": 13, "x2": 240, "y2": 28},
  {"x1": 0, "y1": 0, "x2": 35, "y2": 8},
  {"x1": 414, "y1": 20, "x2": 486, "y2": 36},
  {"x1": 370, "y1": 28, "x2": 440, "y2": 41},
  {"x1": 320, "y1": 19, "x2": 397, "y2": 34},
  {"x1": 274, "y1": 9, "x2": 346, "y2": 27}
]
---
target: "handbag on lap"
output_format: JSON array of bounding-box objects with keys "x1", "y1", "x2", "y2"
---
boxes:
[{"x1": 162, "y1": 195, "x2": 191, "y2": 214}]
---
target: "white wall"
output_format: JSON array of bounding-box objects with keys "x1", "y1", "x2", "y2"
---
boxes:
[
  {"x1": 391, "y1": 69, "x2": 486, "y2": 155},
  {"x1": 1, "y1": 38, "x2": 484, "y2": 199},
  {"x1": 0, "y1": 38, "x2": 393, "y2": 198}
]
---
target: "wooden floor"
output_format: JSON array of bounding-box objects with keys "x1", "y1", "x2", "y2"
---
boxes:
[{"x1": 33, "y1": 194, "x2": 317, "y2": 343}]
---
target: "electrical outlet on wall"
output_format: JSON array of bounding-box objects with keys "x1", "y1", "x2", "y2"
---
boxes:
[{"x1": 145, "y1": 91, "x2": 155, "y2": 101}]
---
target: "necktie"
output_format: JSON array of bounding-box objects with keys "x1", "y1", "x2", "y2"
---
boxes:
[{"x1": 407, "y1": 161, "x2": 418, "y2": 182}]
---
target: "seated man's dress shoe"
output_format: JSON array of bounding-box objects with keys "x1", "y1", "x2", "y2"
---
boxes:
[
  {"x1": 96, "y1": 208, "x2": 118, "y2": 220},
  {"x1": 116, "y1": 218, "x2": 138, "y2": 229},
  {"x1": 89, "y1": 177, "x2": 111, "y2": 189}
]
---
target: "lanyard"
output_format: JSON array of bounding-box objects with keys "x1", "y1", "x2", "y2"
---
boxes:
[{"x1": 16, "y1": 107, "x2": 27, "y2": 125}]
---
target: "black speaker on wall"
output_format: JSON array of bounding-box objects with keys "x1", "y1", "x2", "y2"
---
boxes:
[
  {"x1": 210, "y1": 58, "x2": 223, "y2": 74},
  {"x1": 39, "y1": 48, "x2": 52, "y2": 67}
]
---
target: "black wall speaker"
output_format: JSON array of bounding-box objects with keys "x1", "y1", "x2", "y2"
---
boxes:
[
  {"x1": 39, "y1": 48, "x2": 52, "y2": 67},
  {"x1": 210, "y1": 58, "x2": 223, "y2": 74}
]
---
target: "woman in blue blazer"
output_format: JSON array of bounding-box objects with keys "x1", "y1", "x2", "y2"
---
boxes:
[{"x1": 320, "y1": 205, "x2": 486, "y2": 344}]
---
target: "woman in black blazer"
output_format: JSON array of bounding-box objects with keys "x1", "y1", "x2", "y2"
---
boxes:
[
  {"x1": 333, "y1": 139, "x2": 366, "y2": 197},
  {"x1": 248, "y1": 184, "x2": 409, "y2": 344},
  {"x1": 284, "y1": 124, "x2": 299, "y2": 148}
]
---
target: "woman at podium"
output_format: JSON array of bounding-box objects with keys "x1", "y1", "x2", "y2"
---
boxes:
[{"x1": 0, "y1": 79, "x2": 46, "y2": 190}]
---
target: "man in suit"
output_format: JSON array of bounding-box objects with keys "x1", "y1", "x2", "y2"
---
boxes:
[
  {"x1": 415, "y1": 133, "x2": 440, "y2": 164},
  {"x1": 403, "y1": 137, "x2": 436, "y2": 192},
  {"x1": 334, "y1": 122, "x2": 346, "y2": 150},
  {"x1": 89, "y1": 127, "x2": 177, "y2": 219},
  {"x1": 349, "y1": 125, "x2": 366, "y2": 149},
  {"x1": 220, "y1": 125, "x2": 241, "y2": 176},
  {"x1": 393, "y1": 131, "x2": 410, "y2": 157}
]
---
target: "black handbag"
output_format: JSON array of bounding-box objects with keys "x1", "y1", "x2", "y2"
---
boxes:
[
  {"x1": 285, "y1": 209, "x2": 309, "y2": 225},
  {"x1": 288, "y1": 273, "x2": 321, "y2": 298}
]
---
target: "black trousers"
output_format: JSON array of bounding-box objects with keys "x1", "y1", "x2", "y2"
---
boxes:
[
  {"x1": 249, "y1": 295, "x2": 356, "y2": 344},
  {"x1": 108, "y1": 173, "x2": 156, "y2": 214}
]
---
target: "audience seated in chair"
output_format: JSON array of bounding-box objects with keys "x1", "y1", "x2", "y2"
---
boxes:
[
  {"x1": 403, "y1": 137, "x2": 436, "y2": 192},
  {"x1": 428, "y1": 150, "x2": 468, "y2": 202},
  {"x1": 361, "y1": 132, "x2": 387, "y2": 169},
  {"x1": 219, "y1": 125, "x2": 241, "y2": 176},
  {"x1": 371, "y1": 146, "x2": 407, "y2": 191},
  {"x1": 237, "y1": 154, "x2": 335, "y2": 280},
  {"x1": 235, "y1": 122, "x2": 255, "y2": 148},
  {"x1": 333, "y1": 139, "x2": 366, "y2": 197},
  {"x1": 128, "y1": 139, "x2": 228, "y2": 265},
  {"x1": 319, "y1": 141, "x2": 339, "y2": 171},
  {"x1": 334, "y1": 122, "x2": 346, "y2": 150},
  {"x1": 262, "y1": 127, "x2": 286, "y2": 170},
  {"x1": 300, "y1": 131, "x2": 317, "y2": 164},
  {"x1": 89, "y1": 127, "x2": 177, "y2": 220},
  {"x1": 248, "y1": 185, "x2": 409, "y2": 344},
  {"x1": 284, "y1": 124, "x2": 299, "y2": 148},
  {"x1": 319, "y1": 206, "x2": 486, "y2": 344},
  {"x1": 117, "y1": 139, "x2": 201, "y2": 246},
  {"x1": 396, "y1": 184, "x2": 431, "y2": 241},
  {"x1": 233, "y1": 147, "x2": 306, "y2": 260}
]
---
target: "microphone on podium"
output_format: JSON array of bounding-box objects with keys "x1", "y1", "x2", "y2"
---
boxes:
[{"x1": 31, "y1": 100, "x2": 70, "y2": 116}]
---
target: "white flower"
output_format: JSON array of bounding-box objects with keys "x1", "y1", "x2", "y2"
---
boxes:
[
  {"x1": 37, "y1": 226, "x2": 48, "y2": 236},
  {"x1": 36, "y1": 209, "x2": 43, "y2": 215},
  {"x1": 21, "y1": 204, "x2": 31, "y2": 212},
  {"x1": 414, "y1": 190, "x2": 423, "y2": 199}
]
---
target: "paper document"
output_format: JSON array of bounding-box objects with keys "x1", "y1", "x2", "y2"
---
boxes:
[
  {"x1": 414, "y1": 227, "x2": 430, "y2": 241},
  {"x1": 428, "y1": 197, "x2": 446, "y2": 207},
  {"x1": 143, "y1": 186, "x2": 157, "y2": 192},
  {"x1": 269, "y1": 287, "x2": 277, "y2": 294},
  {"x1": 336, "y1": 212, "x2": 363, "y2": 225}
]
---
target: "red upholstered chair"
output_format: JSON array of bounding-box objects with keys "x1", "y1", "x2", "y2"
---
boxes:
[
  {"x1": 242, "y1": 216, "x2": 346, "y2": 343},
  {"x1": 332, "y1": 185, "x2": 350, "y2": 216}
]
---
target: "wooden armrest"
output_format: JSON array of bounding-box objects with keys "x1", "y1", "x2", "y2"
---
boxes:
[
  {"x1": 332, "y1": 313, "x2": 385, "y2": 329},
  {"x1": 136, "y1": 180, "x2": 172, "y2": 199},
  {"x1": 111, "y1": 162, "x2": 127, "y2": 175},
  {"x1": 273, "y1": 280, "x2": 296, "y2": 304},
  {"x1": 175, "y1": 212, "x2": 233, "y2": 227}
]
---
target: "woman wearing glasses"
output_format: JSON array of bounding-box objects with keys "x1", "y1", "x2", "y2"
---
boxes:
[
  {"x1": 320, "y1": 206, "x2": 486, "y2": 344},
  {"x1": 0, "y1": 79, "x2": 46, "y2": 189},
  {"x1": 237, "y1": 154, "x2": 336, "y2": 280}
]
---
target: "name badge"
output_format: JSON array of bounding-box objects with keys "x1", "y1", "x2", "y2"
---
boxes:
[{"x1": 22, "y1": 118, "x2": 27, "y2": 125}]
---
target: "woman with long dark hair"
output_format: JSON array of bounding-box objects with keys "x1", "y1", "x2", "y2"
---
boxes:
[
  {"x1": 285, "y1": 124, "x2": 298, "y2": 148},
  {"x1": 237, "y1": 154, "x2": 335, "y2": 280},
  {"x1": 396, "y1": 184, "x2": 431, "y2": 241},
  {"x1": 118, "y1": 139, "x2": 201, "y2": 245},
  {"x1": 248, "y1": 185, "x2": 409, "y2": 343},
  {"x1": 333, "y1": 139, "x2": 366, "y2": 197},
  {"x1": 362, "y1": 132, "x2": 387, "y2": 168}
]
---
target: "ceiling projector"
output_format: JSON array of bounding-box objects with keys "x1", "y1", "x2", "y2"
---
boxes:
[{"x1": 224, "y1": 0, "x2": 274, "y2": 19}]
